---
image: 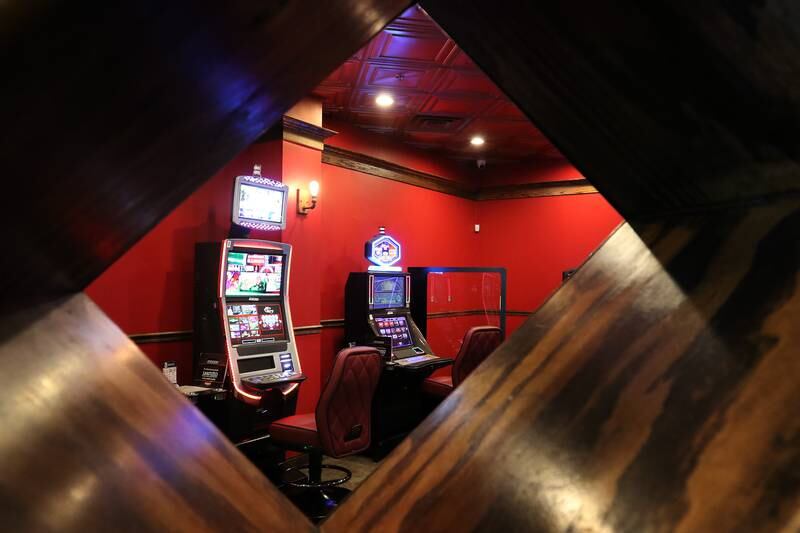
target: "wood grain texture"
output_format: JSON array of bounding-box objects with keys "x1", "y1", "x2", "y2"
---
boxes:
[
  {"x1": 322, "y1": 144, "x2": 594, "y2": 200},
  {"x1": 420, "y1": 0, "x2": 800, "y2": 218},
  {"x1": 0, "y1": 0, "x2": 410, "y2": 310},
  {"x1": 282, "y1": 116, "x2": 338, "y2": 151},
  {"x1": 476, "y1": 180, "x2": 598, "y2": 200},
  {"x1": 325, "y1": 197, "x2": 800, "y2": 532},
  {"x1": 0, "y1": 293, "x2": 314, "y2": 532},
  {"x1": 322, "y1": 145, "x2": 475, "y2": 198}
]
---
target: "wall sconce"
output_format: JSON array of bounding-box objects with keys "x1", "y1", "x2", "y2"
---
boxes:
[{"x1": 297, "y1": 180, "x2": 320, "y2": 215}]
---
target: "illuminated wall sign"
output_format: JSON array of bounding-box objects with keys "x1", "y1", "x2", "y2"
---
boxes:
[{"x1": 365, "y1": 227, "x2": 402, "y2": 272}]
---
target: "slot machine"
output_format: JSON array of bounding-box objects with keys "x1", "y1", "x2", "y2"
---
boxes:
[
  {"x1": 215, "y1": 239, "x2": 304, "y2": 398},
  {"x1": 344, "y1": 228, "x2": 452, "y2": 457},
  {"x1": 345, "y1": 228, "x2": 449, "y2": 369},
  {"x1": 193, "y1": 165, "x2": 304, "y2": 442}
]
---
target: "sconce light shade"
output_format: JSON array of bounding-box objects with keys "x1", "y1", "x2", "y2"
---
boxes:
[{"x1": 297, "y1": 180, "x2": 320, "y2": 215}]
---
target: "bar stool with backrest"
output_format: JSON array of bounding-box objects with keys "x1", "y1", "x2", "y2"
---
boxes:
[
  {"x1": 422, "y1": 325, "x2": 503, "y2": 398},
  {"x1": 269, "y1": 346, "x2": 382, "y2": 520}
]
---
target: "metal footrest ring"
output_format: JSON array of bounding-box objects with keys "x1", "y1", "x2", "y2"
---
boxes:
[{"x1": 282, "y1": 464, "x2": 352, "y2": 489}]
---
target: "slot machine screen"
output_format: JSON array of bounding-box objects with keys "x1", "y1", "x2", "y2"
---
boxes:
[
  {"x1": 225, "y1": 252, "x2": 283, "y2": 297},
  {"x1": 374, "y1": 316, "x2": 413, "y2": 349},
  {"x1": 226, "y1": 303, "x2": 285, "y2": 345},
  {"x1": 371, "y1": 275, "x2": 406, "y2": 310}
]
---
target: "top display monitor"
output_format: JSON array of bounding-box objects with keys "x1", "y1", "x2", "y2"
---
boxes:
[{"x1": 232, "y1": 174, "x2": 288, "y2": 230}]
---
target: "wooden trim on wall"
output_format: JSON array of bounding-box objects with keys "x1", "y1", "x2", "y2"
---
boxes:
[
  {"x1": 427, "y1": 309, "x2": 532, "y2": 319},
  {"x1": 129, "y1": 330, "x2": 193, "y2": 344},
  {"x1": 294, "y1": 324, "x2": 323, "y2": 336},
  {"x1": 322, "y1": 144, "x2": 597, "y2": 200},
  {"x1": 322, "y1": 145, "x2": 475, "y2": 198},
  {"x1": 128, "y1": 310, "x2": 532, "y2": 344},
  {"x1": 321, "y1": 310, "x2": 532, "y2": 325},
  {"x1": 476, "y1": 179, "x2": 598, "y2": 200},
  {"x1": 130, "y1": 324, "x2": 326, "y2": 344},
  {"x1": 283, "y1": 116, "x2": 337, "y2": 151},
  {"x1": 321, "y1": 318, "x2": 346, "y2": 329}
]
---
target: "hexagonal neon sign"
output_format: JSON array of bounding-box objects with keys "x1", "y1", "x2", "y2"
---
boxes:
[{"x1": 365, "y1": 231, "x2": 402, "y2": 271}]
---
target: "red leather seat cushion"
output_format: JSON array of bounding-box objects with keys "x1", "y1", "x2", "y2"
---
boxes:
[
  {"x1": 269, "y1": 413, "x2": 321, "y2": 448},
  {"x1": 422, "y1": 374, "x2": 453, "y2": 398}
]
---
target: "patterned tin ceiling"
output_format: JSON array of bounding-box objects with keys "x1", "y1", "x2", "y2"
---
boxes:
[{"x1": 312, "y1": 5, "x2": 564, "y2": 165}]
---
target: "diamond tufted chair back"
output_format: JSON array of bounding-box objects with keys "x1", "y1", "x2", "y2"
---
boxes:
[
  {"x1": 452, "y1": 326, "x2": 503, "y2": 388},
  {"x1": 316, "y1": 346, "x2": 383, "y2": 458}
]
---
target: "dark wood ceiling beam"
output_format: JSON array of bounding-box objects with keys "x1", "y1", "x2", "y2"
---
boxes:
[
  {"x1": 0, "y1": 0, "x2": 410, "y2": 310},
  {"x1": 327, "y1": 197, "x2": 800, "y2": 532},
  {"x1": 322, "y1": 144, "x2": 596, "y2": 199},
  {"x1": 420, "y1": 1, "x2": 800, "y2": 219},
  {"x1": 0, "y1": 294, "x2": 314, "y2": 532}
]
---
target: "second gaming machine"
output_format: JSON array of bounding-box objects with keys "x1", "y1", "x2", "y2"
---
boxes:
[
  {"x1": 345, "y1": 228, "x2": 452, "y2": 455},
  {"x1": 345, "y1": 227, "x2": 450, "y2": 369}
]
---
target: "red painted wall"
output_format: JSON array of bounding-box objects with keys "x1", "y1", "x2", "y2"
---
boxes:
[
  {"x1": 86, "y1": 119, "x2": 621, "y2": 414},
  {"x1": 326, "y1": 120, "x2": 475, "y2": 185},
  {"x1": 319, "y1": 163, "x2": 478, "y2": 320},
  {"x1": 477, "y1": 194, "x2": 622, "y2": 334},
  {"x1": 317, "y1": 162, "x2": 480, "y2": 381},
  {"x1": 85, "y1": 141, "x2": 282, "y2": 384},
  {"x1": 423, "y1": 269, "x2": 503, "y2": 363},
  {"x1": 479, "y1": 158, "x2": 585, "y2": 186},
  {"x1": 281, "y1": 141, "x2": 324, "y2": 414}
]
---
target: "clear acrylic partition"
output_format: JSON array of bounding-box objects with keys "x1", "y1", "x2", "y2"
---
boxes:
[{"x1": 409, "y1": 268, "x2": 506, "y2": 359}]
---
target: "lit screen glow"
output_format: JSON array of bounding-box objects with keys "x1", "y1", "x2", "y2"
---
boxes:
[
  {"x1": 226, "y1": 304, "x2": 285, "y2": 345},
  {"x1": 374, "y1": 316, "x2": 413, "y2": 349},
  {"x1": 225, "y1": 252, "x2": 283, "y2": 297},
  {"x1": 238, "y1": 183, "x2": 284, "y2": 224},
  {"x1": 371, "y1": 276, "x2": 405, "y2": 310}
]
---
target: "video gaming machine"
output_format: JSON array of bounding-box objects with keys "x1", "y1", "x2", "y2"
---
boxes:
[
  {"x1": 344, "y1": 228, "x2": 452, "y2": 457},
  {"x1": 345, "y1": 272, "x2": 439, "y2": 367},
  {"x1": 217, "y1": 239, "x2": 304, "y2": 395},
  {"x1": 193, "y1": 165, "x2": 304, "y2": 442},
  {"x1": 345, "y1": 227, "x2": 448, "y2": 370}
]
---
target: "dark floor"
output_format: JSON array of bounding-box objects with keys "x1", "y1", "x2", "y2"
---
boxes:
[
  {"x1": 327, "y1": 454, "x2": 381, "y2": 491},
  {"x1": 275, "y1": 453, "x2": 383, "y2": 523},
  {"x1": 284, "y1": 453, "x2": 381, "y2": 491}
]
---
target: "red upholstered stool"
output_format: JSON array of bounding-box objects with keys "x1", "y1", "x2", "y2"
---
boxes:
[
  {"x1": 269, "y1": 346, "x2": 382, "y2": 520},
  {"x1": 422, "y1": 326, "x2": 503, "y2": 398}
]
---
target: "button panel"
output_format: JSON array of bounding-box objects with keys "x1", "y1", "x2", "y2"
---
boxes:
[
  {"x1": 396, "y1": 354, "x2": 437, "y2": 366},
  {"x1": 243, "y1": 370, "x2": 297, "y2": 385}
]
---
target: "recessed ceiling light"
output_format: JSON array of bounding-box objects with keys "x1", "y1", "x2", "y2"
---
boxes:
[
  {"x1": 470, "y1": 135, "x2": 485, "y2": 146},
  {"x1": 375, "y1": 93, "x2": 394, "y2": 107}
]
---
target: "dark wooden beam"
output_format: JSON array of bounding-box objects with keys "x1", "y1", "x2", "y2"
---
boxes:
[
  {"x1": 282, "y1": 116, "x2": 338, "y2": 151},
  {"x1": 322, "y1": 144, "x2": 597, "y2": 200},
  {"x1": 7, "y1": 1, "x2": 800, "y2": 531},
  {"x1": 322, "y1": 145, "x2": 475, "y2": 198},
  {"x1": 0, "y1": 294, "x2": 314, "y2": 532},
  {"x1": 476, "y1": 179, "x2": 598, "y2": 200},
  {"x1": 0, "y1": 0, "x2": 410, "y2": 311},
  {"x1": 421, "y1": 1, "x2": 800, "y2": 219},
  {"x1": 327, "y1": 197, "x2": 800, "y2": 532}
]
